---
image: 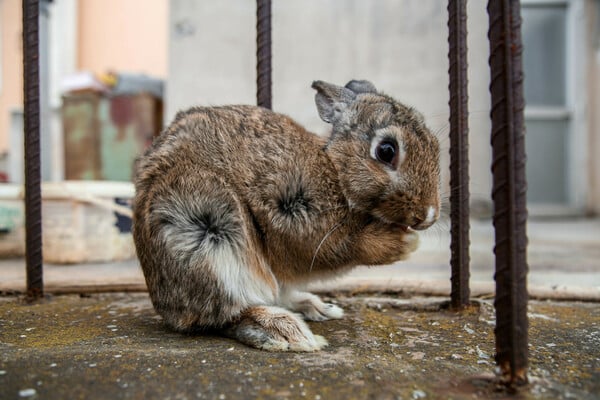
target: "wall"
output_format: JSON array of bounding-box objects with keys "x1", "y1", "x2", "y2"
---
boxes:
[
  {"x1": 77, "y1": 0, "x2": 168, "y2": 78},
  {"x1": 0, "y1": 0, "x2": 23, "y2": 154},
  {"x1": 1, "y1": 0, "x2": 598, "y2": 213},
  {"x1": 167, "y1": 0, "x2": 494, "y2": 207}
]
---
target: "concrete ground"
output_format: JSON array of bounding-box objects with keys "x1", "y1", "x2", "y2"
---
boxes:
[
  {"x1": 0, "y1": 293, "x2": 598, "y2": 399},
  {"x1": 0, "y1": 218, "x2": 599, "y2": 399}
]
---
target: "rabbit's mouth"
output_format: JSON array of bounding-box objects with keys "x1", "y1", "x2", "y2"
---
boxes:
[
  {"x1": 388, "y1": 222, "x2": 412, "y2": 233},
  {"x1": 396, "y1": 224, "x2": 410, "y2": 233}
]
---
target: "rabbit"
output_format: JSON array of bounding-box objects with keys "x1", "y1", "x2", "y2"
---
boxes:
[{"x1": 132, "y1": 79, "x2": 440, "y2": 352}]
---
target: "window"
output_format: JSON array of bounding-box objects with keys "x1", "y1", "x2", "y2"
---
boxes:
[{"x1": 521, "y1": 0, "x2": 587, "y2": 212}]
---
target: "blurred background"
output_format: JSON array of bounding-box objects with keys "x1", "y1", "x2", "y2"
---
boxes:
[{"x1": 0, "y1": 0, "x2": 599, "y2": 266}]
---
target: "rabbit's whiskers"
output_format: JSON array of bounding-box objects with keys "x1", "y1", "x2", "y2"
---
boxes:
[{"x1": 309, "y1": 221, "x2": 344, "y2": 272}]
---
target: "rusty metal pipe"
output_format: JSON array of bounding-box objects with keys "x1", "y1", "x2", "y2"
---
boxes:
[
  {"x1": 447, "y1": 0, "x2": 471, "y2": 309},
  {"x1": 22, "y1": 0, "x2": 44, "y2": 300},
  {"x1": 256, "y1": 0, "x2": 272, "y2": 109},
  {"x1": 487, "y1": 0, "x2": 529, "y2": 387}
]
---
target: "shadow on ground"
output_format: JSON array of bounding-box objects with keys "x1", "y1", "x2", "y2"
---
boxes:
[{"x1": 0, "y1": 293, "x2": 598, "y2": 399}]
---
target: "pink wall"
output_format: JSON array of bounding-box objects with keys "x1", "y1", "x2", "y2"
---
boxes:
[
  {"x1": 0, "y1": 0, "x2": 23, "y2": 153},
  {"x1": 77, "y1": 0, "x2": 168, "y2": 78}
]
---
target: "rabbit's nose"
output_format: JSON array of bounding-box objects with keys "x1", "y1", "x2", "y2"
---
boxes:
[{"x1": 411, "y1": 206, "x2": 438, "y2": 231}]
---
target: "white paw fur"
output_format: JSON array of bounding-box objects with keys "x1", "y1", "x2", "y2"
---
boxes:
[{"x1": 279, "y1": 289, "x2": 344, "y2": 322}]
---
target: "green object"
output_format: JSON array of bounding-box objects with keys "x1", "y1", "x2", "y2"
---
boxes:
[{"x1": 62, "y1": 92, "x2": 162, "y2": 181}]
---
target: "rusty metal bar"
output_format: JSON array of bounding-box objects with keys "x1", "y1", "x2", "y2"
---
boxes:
[
  {"x1": 256, "y1": 0, "x2": 272, "y2": 109},
  {"x1": 487, "y1": 0, "x2": 529, "y2": 387},
  {"x1": 447, "y1": 0, "x2": 471, "y2": 309},
  {"x1": 23, "y1": 0, "x2": 44, "y2": 300}
]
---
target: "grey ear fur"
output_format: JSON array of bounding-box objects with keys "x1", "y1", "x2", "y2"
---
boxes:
[
  {"x1": 312, "y1": 80, "x2": 356, "y2": 124},
  {"x1": 345, "y1": 80, "x2": 377, "y2": 94}
]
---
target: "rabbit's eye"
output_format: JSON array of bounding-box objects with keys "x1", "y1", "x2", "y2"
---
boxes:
[{"x1": 375, "y1": 140, "x2": 398, "y2": 168}]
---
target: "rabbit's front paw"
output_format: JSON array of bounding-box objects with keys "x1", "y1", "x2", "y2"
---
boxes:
[
  {"x1": 356, "y1": 223, "x2": 421, "y2": 265},
  {"x1": 400, "y1": 229, "x2": 420, "y2": 256}
]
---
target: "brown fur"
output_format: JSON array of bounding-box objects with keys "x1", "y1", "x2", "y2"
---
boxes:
[{"x1": 132, "y1": 80, "x2": 440, "y2": 351}]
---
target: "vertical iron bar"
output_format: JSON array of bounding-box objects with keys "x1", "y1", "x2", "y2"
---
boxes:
[
  {"x1": 487, "y1": 0, "x2": 528, "y2": 387},
  {"x1": 23, "y1": 0, "x2": 44, "y2": 300},
  {"x1": 256, "y1": 0, "x2": 272, "y2": 109},
  {"x1": 447, "y1": 0, "x2": 471, "y2": 309}
]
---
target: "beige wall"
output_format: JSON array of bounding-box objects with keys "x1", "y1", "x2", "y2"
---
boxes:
[
  {"x1": 77, "y1": 0, "x2": 167, "y2": 77},
  {"x1": 167, "y1": 0, "x2": 494, "y2": 208},
  {"x1": 0, "y1": 0, "x2": 23, "y2": 154}
]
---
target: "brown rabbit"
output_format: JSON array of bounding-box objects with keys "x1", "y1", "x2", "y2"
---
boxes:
[{"x1": 133, "y1": 80, "x2": 440, "y2": 351}]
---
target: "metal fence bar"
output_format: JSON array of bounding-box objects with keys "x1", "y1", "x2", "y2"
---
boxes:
[
  {"x1": 487, "y1": 0, "x2": 529, "y2": 387},
  {"x1": 256, "y1": 0, "x2": 272, "y2": 109},
  {"x1": 447, "y1": 0, "x2": 471, "y2": 309},
  {"x1": 22, "y1": 0, "x2": 44, "y2": 300}
]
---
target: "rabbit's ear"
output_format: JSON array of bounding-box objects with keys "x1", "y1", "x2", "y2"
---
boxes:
[
  {"x1": 344, "y1": 80, "x2": 377, "y2": 94},
  {"x1": 312, "y1": 81, "x2": 356, "y2": 124}
]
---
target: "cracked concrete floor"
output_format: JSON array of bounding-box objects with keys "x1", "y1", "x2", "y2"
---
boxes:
[{"x1": 0, "y1": 293, "x2": 598, "y2": 399}]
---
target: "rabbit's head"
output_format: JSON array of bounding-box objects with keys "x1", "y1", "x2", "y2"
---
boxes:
[{"x1": 313, "y1": 80, "x2": 440, "y2": 231}]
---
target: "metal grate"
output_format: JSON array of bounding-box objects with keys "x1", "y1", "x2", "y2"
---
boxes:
[
  {"x1": 487, "y1": 0, "x2": 529, "y2": 387},
  {"x1": 256, "y1": 0, "x2": 272, "y2": 109},
  {"x1": 447, "y1": 0, "x2": 471, "y2": 310},
  {"x1": 21, "y1": 0, "x2": 529, "y2": 389},
  {"x1": 22, "y1": 0, "x2": 44, "y2": 301}
]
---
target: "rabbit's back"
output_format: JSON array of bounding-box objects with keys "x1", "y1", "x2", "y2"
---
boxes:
[{"x1": 136, "y1": 105, "x2": 317, "y2": 182}]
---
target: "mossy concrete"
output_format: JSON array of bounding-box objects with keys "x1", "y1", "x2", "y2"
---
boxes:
[{"x1": 0, "y1": 293, "x2": 598, "y2": 399}]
